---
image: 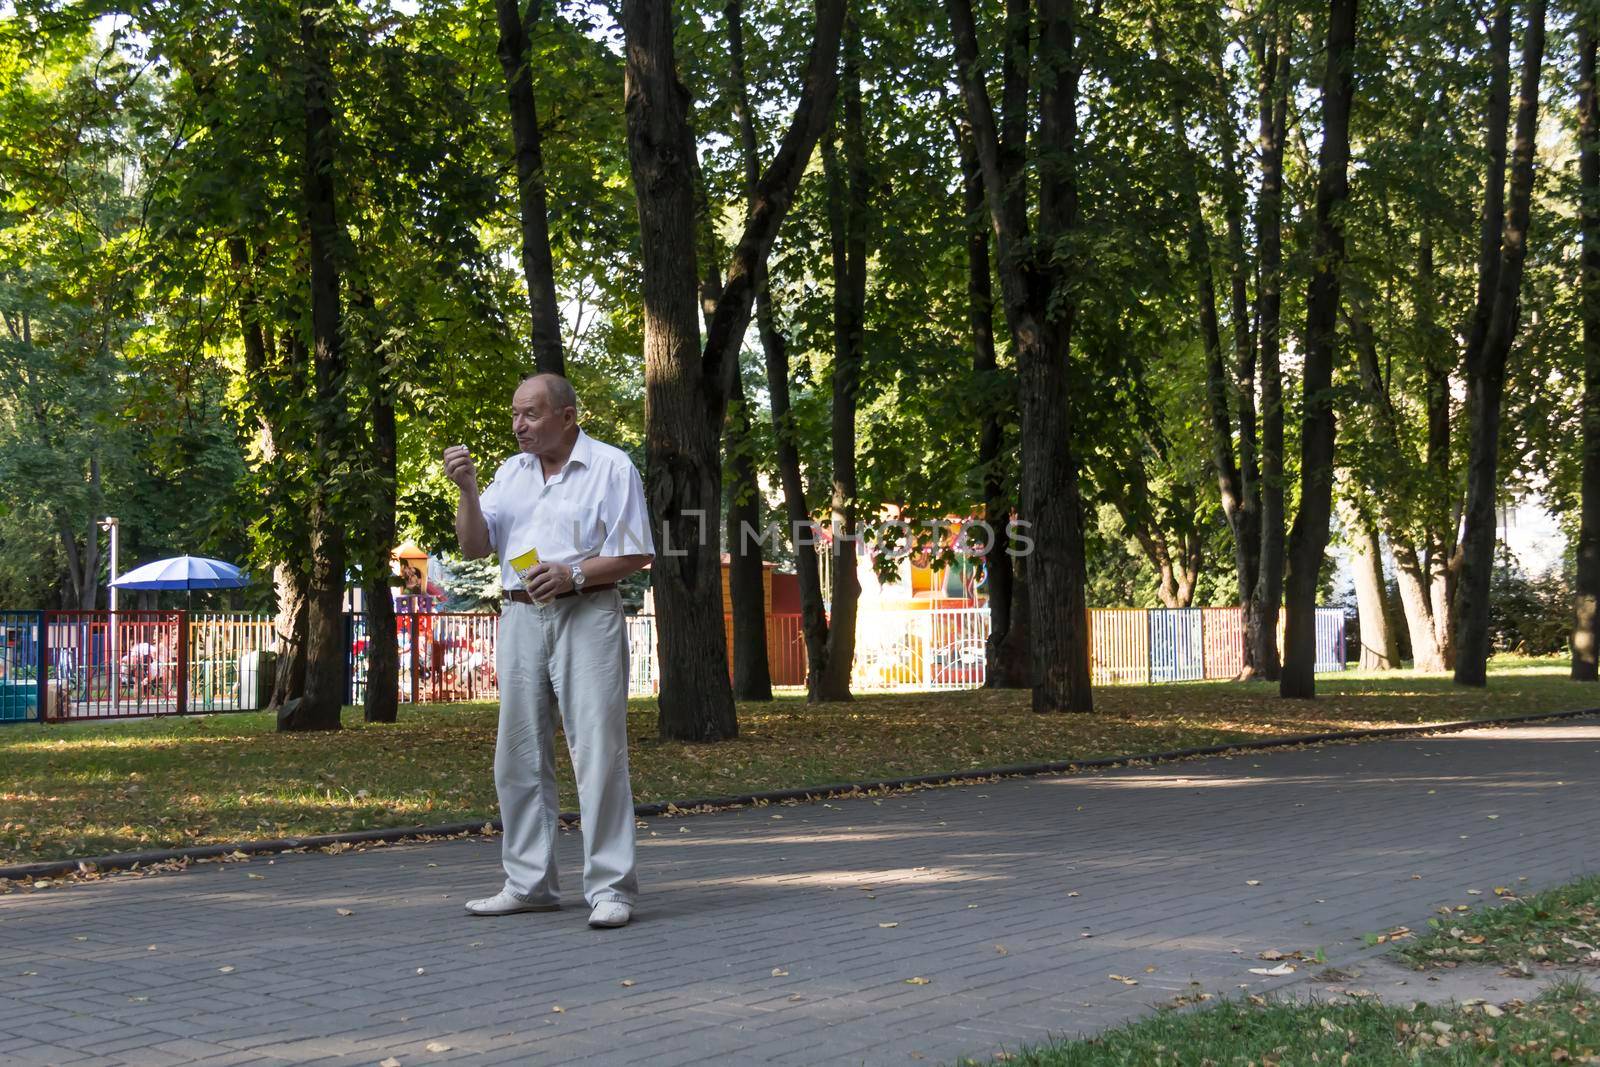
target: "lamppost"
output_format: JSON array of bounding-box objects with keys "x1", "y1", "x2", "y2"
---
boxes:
[
  {"x1": 99, "y1": 517, "x2": 119, "y2": 685},
  {"x1": 99, "y1": 517, "x2": 120, "y2": 612}
]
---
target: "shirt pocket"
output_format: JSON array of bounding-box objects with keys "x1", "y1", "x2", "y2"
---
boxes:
[{"x1": 541, "y1": 496, "x2": 603, "y2": 555}]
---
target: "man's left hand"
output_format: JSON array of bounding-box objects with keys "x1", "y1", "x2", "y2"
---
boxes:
[{"x1": 524, "y1": 562, "x2": 574, "y2": 602}]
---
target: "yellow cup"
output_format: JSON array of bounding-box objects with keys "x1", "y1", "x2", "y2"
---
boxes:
[{"x1": 510, "y1": 547, "x2": 541, "y2": 590}]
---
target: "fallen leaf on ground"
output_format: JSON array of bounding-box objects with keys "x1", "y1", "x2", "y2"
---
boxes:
[
  {"x1": 905, "y1": 976, "x2": 931, "y2": 985},
  {"x1": 1249, "y1": 963, "x2": 1295, "y2": 976},
  {"x1": 1108, "y1": 974, "x2": 1139, "y2": 986},
  {"x1": 424, "y1": 1042, "x2": 451, "y2": 1053}
]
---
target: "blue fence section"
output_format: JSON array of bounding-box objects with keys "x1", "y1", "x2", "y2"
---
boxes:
[
  {"x1": 1148, "y1": 609, "x2": 1205, "y2": 682},
  {"x1": 1314, "y1": 606, "x2": 1346, "y2": 674},
  {"x1": 0, "y1": 612, "x2": 43, "y2": 722}
]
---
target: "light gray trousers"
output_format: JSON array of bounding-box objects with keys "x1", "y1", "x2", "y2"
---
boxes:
[{"x1": 495, "y1": 591, "x2": 637, "y2": 907}]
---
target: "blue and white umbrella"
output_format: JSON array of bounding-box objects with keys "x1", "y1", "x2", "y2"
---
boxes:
[{"x1": 111, "y1": 556, "x2": 249, "y2": 591}]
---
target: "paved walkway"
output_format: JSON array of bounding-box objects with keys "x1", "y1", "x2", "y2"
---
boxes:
[{"x1": 2, "y1": 716, "x2": 1598, "y2": 1067}]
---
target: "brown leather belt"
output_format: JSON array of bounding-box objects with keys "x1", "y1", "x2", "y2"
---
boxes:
[{"x1": 503, "y1": 583, "x2": 617, "y2": 604}]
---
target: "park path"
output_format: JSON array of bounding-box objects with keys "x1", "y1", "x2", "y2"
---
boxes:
[{"x1": 1, "y1": 716, "x2": 1597, "y2": 1066}]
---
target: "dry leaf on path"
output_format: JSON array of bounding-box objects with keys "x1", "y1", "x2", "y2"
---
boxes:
[
  {"x1": 1248, "y1": 963, "x2": 1295, "y2": 976},
  {"x1": 905, "y1": 977, "x2": 931, "y2": 985},
  {"x1": 1108, "y1": 974, "x2": 1139, "y2": 986}
]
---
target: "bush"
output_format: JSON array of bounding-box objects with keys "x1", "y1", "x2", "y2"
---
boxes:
[{"x1": 1488, "y1": 557, "x2": 1571, "y2": 656}]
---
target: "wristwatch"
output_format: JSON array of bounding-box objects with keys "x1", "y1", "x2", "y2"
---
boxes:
[{"x1": 569, "y1": 563, "x2": 587, "y2": 592}]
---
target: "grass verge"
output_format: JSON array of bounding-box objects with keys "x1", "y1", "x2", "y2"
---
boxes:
[
  {"x1": 970, "y1": 983, "x2": 1599, "y2": 1065},
  {"x1": 0, "y1": 656, "x2": 1593, "y2": 865},
  {"x1": 1399, "y1": 874, "x2": 1600, "y2": 970}
]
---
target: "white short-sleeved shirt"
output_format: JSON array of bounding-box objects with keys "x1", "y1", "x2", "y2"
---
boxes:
[{"x1": 478, "y1": 429, "x2": 655, "y2": 591}]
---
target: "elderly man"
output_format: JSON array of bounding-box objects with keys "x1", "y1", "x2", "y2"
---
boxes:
[{"x1": 444, "y1": 373, "x2": 653, "y2": 929}]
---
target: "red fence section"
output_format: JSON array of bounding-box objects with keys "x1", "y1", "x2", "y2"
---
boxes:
[
  {"x1": 42, "y1": 611, "x2": 186, "y2": 720},
  {"x1": 1201, "y1": 607, "x2": 1247, "y2": 679}
]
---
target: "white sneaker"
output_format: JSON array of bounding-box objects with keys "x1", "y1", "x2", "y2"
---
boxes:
[
  {"x1": 588, "y1": 901, "x2": 632, "y2": 928},
  {"x1": 464, "y1": 889, "x2": 560, "y2": 916}
]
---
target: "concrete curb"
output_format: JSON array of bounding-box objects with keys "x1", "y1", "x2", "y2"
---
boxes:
[{"x1": 4, "y1": 704, "x2": 1597, "y2": 883}]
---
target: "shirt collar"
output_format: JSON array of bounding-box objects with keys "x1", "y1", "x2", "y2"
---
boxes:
[{"x1": 518, "y1": 429, "x2": 591, "y2": 476}]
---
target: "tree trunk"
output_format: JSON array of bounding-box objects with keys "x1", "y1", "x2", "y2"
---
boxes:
[
  {"x1": 1350, "y1": 510, "x2": 1399, "y2": 670},
  {"x1": 1024, "y1": 0, "x2": 1092, "y2": 712},
  {"x1": 269, "y1": 564, "x2": 309, "y2": 709},
  {"x1": 956, "y1": 121, "x2": 1022, "y2": 688},
  {"x1": 724, "y1": 0, "x2": 773, "y2": 702},
  {"x1": 1418, "y1": 224, "x2": 1459, "y2": 671},
  {"x1": 815, "y1": 35, "x2": 866, "y2": 701},
  {"x1": 948, "y1": 0, "x2": 1092, "y2": 711},
  {"x1": 1250, "y1": 21, "x2": 1289, "y2": 681},
  {"x1": 1392, "y1": 540, "x2": 1445, "y2": 671},
  {"x1": 1574, "y1": 21, "x2": 1600, "y2": 680},
  {"x1": 1165, "y1": 17, "x2": 1260, "y2": 653},
  {"x1": 363, "y1": 321, "x2": 400, "y2": 724},
  {"x1": 1456, "y1": 0, "x2": 1546, "y2": 686},
  {"x1": 284, "y1": 4, "x2": 347, "y2": 732},
  {"x1": 726, "y1": 383, "x2": 773, "y2": 700},
  {"x1": 764, "y1": 306, "x2": 831, "y2": 695},
  {"x1": 624, "y1": 0, "x2": 843, "y2": 737},
  {"x1": 623, "y1": 0, "x2": 738, "y2": 741},
  {"x1": 1281, "y1": 0, "x2": 1356, "y2": 699},
  {"x1": 495, "y1": 0, "x2": 564, "y2": 374}
]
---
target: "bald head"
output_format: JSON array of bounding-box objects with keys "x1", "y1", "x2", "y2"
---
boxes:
[
  {"x1": 519, "y1": 373, "x2": 578, "y2": 415},
  {"x1": 511, "y1": 373, "x2": 580, "y2": 461}
]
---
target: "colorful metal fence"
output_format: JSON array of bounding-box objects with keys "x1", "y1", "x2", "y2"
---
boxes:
[
  {"x1": 0, "y1": 612, "x2": 43, "y2": 722},
  {"x1": 1089, "y1": 609, "x2": 1150, "y2": 686},
  {"x1": 347, "y1": 613, "x2": 500, "y2": 706},
  {"x1": 852, "y1": 608, "x2": 992, "y2": 692},
  {"x1": 1315, "y1": 607, "x2": 1347, "y2": 673},
  {"x1": 2, "y1": 605, "x2": 1350, "y2": 722},
  {"x1": 42, "y1": 611, "x2": 186, "y2": 720},
  {"x1": 1148, "y1": 609, "x2": 1205, "y2": 682},
  {"x1": 188, "y1": 614, "x2": 276, "y2": 712},
  {"x1": 1202, "y1": 607, "x2": 1247, "y2": 679}
]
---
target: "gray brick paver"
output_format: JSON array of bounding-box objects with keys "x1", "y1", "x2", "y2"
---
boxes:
[{"x1": 3, "y1": 716, "x2": 1598, "y2": 1065}]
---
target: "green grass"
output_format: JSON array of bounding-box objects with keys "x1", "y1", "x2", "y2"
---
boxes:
[
  {"x1": 970, "y1": 983, "x2": 1600, "y2": 1065},
  {"x1": 1401, "y1": 874, "x2": 1600, "y2": 969},
  {"x1": 1, "y1": 655, "x2": 1594, "y2": 866}
]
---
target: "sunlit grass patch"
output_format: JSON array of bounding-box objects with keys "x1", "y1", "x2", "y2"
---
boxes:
[
  {"x1": 1401, "y1": 874, "x2": 1600, "y2": 969},
  {"x1": 968, "y1": 984, "x2": 1600, "y2": 1065}
]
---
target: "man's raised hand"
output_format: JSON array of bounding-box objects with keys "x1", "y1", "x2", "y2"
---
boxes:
[{"x1": 443, "y1": 445, "x2": 478, "y2": 492}]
